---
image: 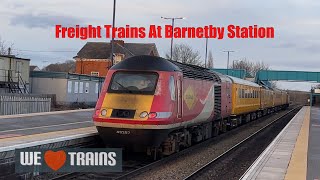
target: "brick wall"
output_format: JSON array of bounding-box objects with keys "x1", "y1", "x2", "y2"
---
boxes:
[{"x1": 75, "y1": 59, "x2": 112, "y2": 77}]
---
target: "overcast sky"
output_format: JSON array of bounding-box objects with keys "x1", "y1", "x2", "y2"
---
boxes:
[{"x1": 0, "y1": 0, "x2": 319, "y2": 91}]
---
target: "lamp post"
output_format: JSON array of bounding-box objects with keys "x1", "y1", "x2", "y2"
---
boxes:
[
  {"x1": 161, "y1": 16, "x2": 185, "y2": 60},
  {"x1": 223, "y1": 50, "x2": 235, "y2": 75},
  {"x1": 110, "y1": 0, "x2": 116, "y2": 67}
]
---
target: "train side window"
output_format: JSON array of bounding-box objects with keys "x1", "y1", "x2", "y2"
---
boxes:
[{"x1": 169, "y1": 76, "x2": 175, "y2": 100}]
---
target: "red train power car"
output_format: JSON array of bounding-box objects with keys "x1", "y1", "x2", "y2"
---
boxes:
[{"x1": 92, "y1": 55, "x2": 288, "y2": 157}]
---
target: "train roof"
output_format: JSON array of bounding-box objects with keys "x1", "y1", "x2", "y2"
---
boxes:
[
  {"x1": 227, "y1": 75, "x2": 261, "y2": 87},
  {"x1": 110, "y1": 55, "x2": 181, "y2": 72},
  {"x1": 111, "y1": 55, "x2": 221, "y2": 82}
]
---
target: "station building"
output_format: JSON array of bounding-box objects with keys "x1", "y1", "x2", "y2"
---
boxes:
[
  {"x1": 0, "y1": 55, "x2": 30, "y2": 93},
  {"x1": 29, "y1": 71, "x2": 105, "y2": 106},
  {"x1": 74, "y1": 40, "x2": 159, "y2": 77}
]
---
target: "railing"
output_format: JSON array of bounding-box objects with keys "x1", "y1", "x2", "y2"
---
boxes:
[
  {"x1": 0, "y1": 69, "x2": 29, "y2": 93},
  {"x1": 0, "y1": 94, "x2": 51, "y2": 115}
]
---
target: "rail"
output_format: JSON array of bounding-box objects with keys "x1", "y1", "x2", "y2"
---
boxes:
[{"x1": 183, "y1": 106, "x2": 301, "y2": 179}]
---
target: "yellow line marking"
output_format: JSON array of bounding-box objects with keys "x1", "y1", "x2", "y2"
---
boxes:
[{"x1": 285, "y1": 106, "x2": 310, "y2": 180}]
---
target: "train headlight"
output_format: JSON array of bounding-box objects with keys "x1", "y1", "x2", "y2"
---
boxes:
[
  {"x1": 148, "y1": 112, "x2": 157, "y2": 118},
  {"x1": 101, "y1": 109, "x2": 107, "y2": 116},
  {"x1": 140, "y1": 111, "x2": 148, "y2": 118}
]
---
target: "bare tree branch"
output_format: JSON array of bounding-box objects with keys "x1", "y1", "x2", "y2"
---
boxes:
[
  {"x1": 231, "y1": 58, "x2": 277, "y2": 87},
  {"x1": 42, "y1": 60, "x2": 75, "y2": 73},
  {"x1": 166, "y1": 43, "x2": 203, "y2": 66},
  {"x1": 0, "y1": 36, "x2": 16, "y2": 56}
]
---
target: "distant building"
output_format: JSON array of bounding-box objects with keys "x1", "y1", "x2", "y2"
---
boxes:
[
  {"x1": 30, "y1": 71, "x2": 105, "y2": 106},
  {"x1": 0, "y1": 55, "x2": 30, "y2": 93},
  {"x1": 30, "y1": 65, "x2": 40, "y2": 71},
  {"x1": 74, "y1": 40, "x2": 159, "y2": 77}
]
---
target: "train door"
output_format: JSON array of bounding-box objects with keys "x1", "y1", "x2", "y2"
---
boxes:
[{"x1": 176, "y1": 76, "x2": 182, "y2": 119}]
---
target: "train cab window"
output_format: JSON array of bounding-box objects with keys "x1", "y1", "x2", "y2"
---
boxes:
[
  {"x1": 108, "y1": 71, "x2": 158, "y2": 95},
  {"x1": 169, "y1": 76, "x2": 175, "y2": 100}
]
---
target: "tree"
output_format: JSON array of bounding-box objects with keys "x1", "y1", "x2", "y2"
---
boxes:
[
  {"x1": 231, "y1": 58, "x2": 276, "y2": 88},
  {"x1": 43, "y1": 60, "x2": 75, "y2": 73},
  {"x1": 0, "y1": 36, "x2": 14, "y2": 55},
  {"x1": 165, "y1": 43, "x2": 202, "y2": 66},
  {"x1": 231, "y1": 58, "x2": 270, "y2": 77},
  {"x1": 207, "y1": 50, "x2": 214, "y2": 68}
]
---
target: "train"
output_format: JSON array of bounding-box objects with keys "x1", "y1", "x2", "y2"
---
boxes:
[{"x1": 92, "y1": 55, "x2": 289, "y2": 157}]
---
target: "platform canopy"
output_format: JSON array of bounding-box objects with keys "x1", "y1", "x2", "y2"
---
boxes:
[{"x1": 256, "y1": 70, "x2": 320, "y2": 83}]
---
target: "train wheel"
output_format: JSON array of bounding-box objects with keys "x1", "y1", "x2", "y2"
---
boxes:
[
  {"x1": 212, "y1": 121, "x2": 220, "y2": 136},
  {"x1": 221, "y1": 119, "x2": 228, "y2": 133}
]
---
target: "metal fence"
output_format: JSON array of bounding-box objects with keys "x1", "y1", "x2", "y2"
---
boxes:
[{"x1": 0, "y1": 94, "x2": 51, "y2": 115}]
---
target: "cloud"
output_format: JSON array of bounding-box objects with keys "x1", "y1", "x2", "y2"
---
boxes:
[{"x1": 10, "y1": 13, "x2": 85, "y2": 28}]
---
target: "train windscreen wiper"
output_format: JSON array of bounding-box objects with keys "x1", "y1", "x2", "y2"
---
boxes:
[{"x1": 114, "y1": 81, "x2": 133, "y2": 93}]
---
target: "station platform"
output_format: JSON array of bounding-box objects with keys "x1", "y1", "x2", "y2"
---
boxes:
[
  {"x1": 0, "y1": 109, "x2": 97, "y2": 152},
  {"x1": 241, "y1": 106, "x2": 319, "y2": 180},
  {"x1": 0, "y1": 109, "x2": 94, "y2": 138}
]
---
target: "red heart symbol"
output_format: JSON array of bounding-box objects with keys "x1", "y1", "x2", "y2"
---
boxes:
[{"x1": 44, "y1": 150, "x2": 66, "y2": 171}]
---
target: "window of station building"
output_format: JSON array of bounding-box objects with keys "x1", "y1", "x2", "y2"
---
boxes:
[
  {"x1": 85, "y1": 82, "x2": 89, "y2": 93},
  {"x1": 67, "y1": 81, "x2": 72, "y2": 93},
  {"x1": 95, "y1": 83, "x2": 99, "y2": 94},
  {"x1": 79, "y1": 82, "x2": 84, "y2": 93},
  {"x1": 74, "y1": 81, "x2": 79, "y2": 93},
  {"x1": 169, "y1": 76, "x2": 175, "y2": 100}
]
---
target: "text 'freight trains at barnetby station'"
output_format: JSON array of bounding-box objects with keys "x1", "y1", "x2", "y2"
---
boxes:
[{"x1": 92, "y1": 55, "x2": 289, "y2": 157}]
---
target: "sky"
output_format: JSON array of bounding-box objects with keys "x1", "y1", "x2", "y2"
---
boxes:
[{"x1": 0, "y1": 0, "x2": 319, "y2": 91}]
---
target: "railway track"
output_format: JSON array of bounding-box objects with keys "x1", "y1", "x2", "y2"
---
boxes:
[
  {"x1": 183, "y1": 106, "x2": 301, "y2": 180},
  {"x1": 48, "y1": 159, "x2": 151, "y2": 180},
  {"x1": 117, "y1": 106, "x2": 300, "y2": 180},
  {"x1": 42, "y1": 106, "x2": 300, "y2": 180}
]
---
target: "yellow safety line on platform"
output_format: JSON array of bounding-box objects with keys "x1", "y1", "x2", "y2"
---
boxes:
[
  {"x1": 285, "y1": 106, "x2": 310, "y2": 180},
  {"x1": 0, "y1": 126, "x2": 96, "y2": 145}
]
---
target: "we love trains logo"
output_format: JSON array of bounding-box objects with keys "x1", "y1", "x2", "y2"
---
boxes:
[{"x1": 15, "y1": 148, "x2": 122, "y2": 172}]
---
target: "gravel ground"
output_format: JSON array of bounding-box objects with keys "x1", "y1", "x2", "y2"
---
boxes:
[
  {"x1": 192, "y1": 107, "x2": 299, "y2": 180},
  {"x1": 131, "y1": 107, "x2": 298, "y2": 180}
]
